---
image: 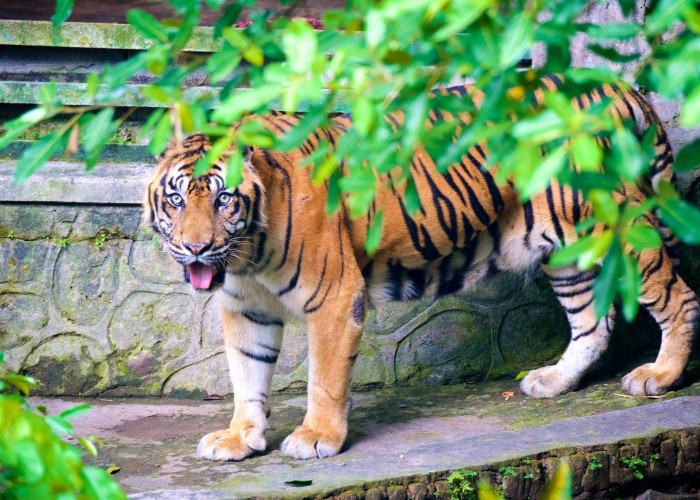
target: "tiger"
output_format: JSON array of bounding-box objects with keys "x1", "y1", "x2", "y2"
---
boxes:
[{"x1": 143, "y1": 76, "x2": 698, "y2": 461}]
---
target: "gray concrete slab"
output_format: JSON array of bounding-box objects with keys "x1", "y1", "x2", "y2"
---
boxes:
[{"x1": 29, "y1": 377, "x2": 700, "y2": 499}]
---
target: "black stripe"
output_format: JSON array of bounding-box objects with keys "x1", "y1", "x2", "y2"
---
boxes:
[
  {"x1": 564, "y1": 296, "x2": 594, "y2": 315},
  {"x1": 237, "y1": 347, "x2": 278, "y2": 364},
  {"x1": 277, "y1": 241, "x2": 304, "y2": 296},
  {"x1": 572, "y1": 320, "x2": 600, "y2": 341},
  {"x1": 304, "y1": 253, "x2": 329, "y2": 310},
  {"x1": 523, "y1": 200, "x2": 534, "y2": 249},
  {"x1": 242, "y1": 311, "x2": 284, "y2": 327},
  {"x1": 546, "y1": 186, "x2": 565, "y2": 241}
]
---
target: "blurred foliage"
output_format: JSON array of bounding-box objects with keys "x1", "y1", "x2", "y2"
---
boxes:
[
  {"x1": 0, "y1": 352, "x2": 126, "y2": 500},
  {"x1": 446, "y1": 459, "x2": 572, "y2": 499},
  {"x1": 2, "y1": 0, "x2": 700, "y2": 318}
]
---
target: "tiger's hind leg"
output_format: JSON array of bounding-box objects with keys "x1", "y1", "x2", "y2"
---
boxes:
[
  {"x1": 520, "y1": 263, "x2": 615, "y2": 398},
  {"x1": 621, "y1": 244, "x2": 699, "y2": 395}
]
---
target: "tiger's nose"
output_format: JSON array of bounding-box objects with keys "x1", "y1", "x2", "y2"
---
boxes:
[{"x1": 184, "y1": 242, "x2": 209, "y2": 255}]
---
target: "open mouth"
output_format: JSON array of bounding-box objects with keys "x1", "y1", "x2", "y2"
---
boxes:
[{"x1": 187, "y1": 262, "x2": 216, "y2": 290}]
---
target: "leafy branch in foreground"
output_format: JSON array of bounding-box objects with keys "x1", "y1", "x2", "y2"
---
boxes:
[
  {"x1": 0, "y1": 352, "x2": 126, "y2": 499},
  {"x1": 3, "y1": 0, "x2": 700, "y2": 320}
]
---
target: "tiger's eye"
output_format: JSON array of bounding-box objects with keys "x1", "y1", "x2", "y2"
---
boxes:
[
  {"x1": 167, "y1": 193, "x2": 183, "y2": 207},
  {"x1": 217, "y1": 192, "x2": 232, "y2": 206}
]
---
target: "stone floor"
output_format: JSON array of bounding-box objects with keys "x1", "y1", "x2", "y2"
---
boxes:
[{"x1": 30, "y1": 374, "x2": 700, "y2": 499}]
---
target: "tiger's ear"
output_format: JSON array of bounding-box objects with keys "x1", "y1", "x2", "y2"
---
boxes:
[
  {"x1": 243, "y1": 145, "x2": 254, "y2": 163},
  {"x1": 243, "y1": 145, "x2": 255, "y2": 169}
]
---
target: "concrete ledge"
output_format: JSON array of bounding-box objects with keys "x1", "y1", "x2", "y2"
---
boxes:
[{"x1": 0, "y1": 160, "x2": 153, "y2": 204}]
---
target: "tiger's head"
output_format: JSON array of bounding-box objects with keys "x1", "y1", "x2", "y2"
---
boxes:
[{"x1": 143, "y1": 133, "x2": 265, "y2": 291}]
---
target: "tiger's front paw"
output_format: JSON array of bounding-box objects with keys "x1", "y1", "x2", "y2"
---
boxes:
[
  {"x1": 197, "y1": 427, "x2": 266, "y2": 461},
  {"x1": 280, "y1": 425, "x2": 345, "y2": 460},
  {"x1": 621, "y1": 362, "x2": 680, "y2": 396},
  {"x1": 520, "y1": 365, "x2": 577, "y2": 398}
]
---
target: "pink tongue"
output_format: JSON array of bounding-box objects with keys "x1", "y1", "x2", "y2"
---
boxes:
[{"x1": 188, "y1": 262, "x2": 214, "y2": 289}]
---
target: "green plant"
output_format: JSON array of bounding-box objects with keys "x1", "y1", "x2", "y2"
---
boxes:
[
  {"x1": 4, "y1": 0, "x2": 700, "y2": 317},
  {"x1": 589, "y1": 456, "x2": 603, "y2": 471},
  {"x1": 94, "y1": 233, "x2": 106, "y2": 249},
  {"x1": 478, "y1": 460, "x2": 572, "y2": 500},
  {"x1": 498, "y1": 466, "x2": 518, "y2": 479},
  {"x1": 447, "y1": 469, "x2": 478, "y2": 500},
  {"x1": 522, "y1": 458, "x2": 531, "y2": 465},
  {"x1": 620, "y1": 456, "x2": 648, "y2": 480},
  {"x1": 523, "y1": 473, "x2": 534, "y2": 479},
  {"x1": 6, "y1": 230, "x2": 14, "y2": 239},
  {"x1": 58, "y1": 238, "x2": 69, "y2": 248},
  {"x1": 0, "y1": 351, "x2": 126, "y2": 499}
]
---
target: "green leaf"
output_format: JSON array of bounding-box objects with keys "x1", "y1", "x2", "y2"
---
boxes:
[
  {"x1": 82, "y1": 466, "x2": 127, "y2": 500},
  {"x1": 674, "y1": 136, "x2": 700, "y2": 172},
  {"x1": 352, "y1": 97, "x2": 375, "y2": 136},
  {"x1": 60, "y1": 403, "x2": 92, "y2": 421},
  {"x1": 14, "y1": 131, "x2": 67, "y2": 183},
  {"x1": 225, "y1": 147, "x2": 244, "y2": 189},
  {"x1": 214, "y1": 3, "x2": 242, "y2": 39},
  {"x1": 78, "y1": 437, "x2": 99, "y2": 458},
  {"x1": 540, "y1": 460, "x2": 573, "y2": 500},
  {"x1": 365, "y1": 9, "x2": 386, "y2": 48},
  {"x1": 126, "y1": 9, "x2": 168, "y2": 42},
  {"x1": 658, "y1": 198, "x2": 700, "y2": 244},
  {"x1": 624, "y1": 225, "x2": 661, "y2": 252},
  {"x1": 500, "y1": 11, "x2": 534, "y2": 69},
  {"x1": 212, "y1": 86, "x2": 280, "y2": 124},
  {"x1": 619, "y1": 252, "x2": 641, "y2": 321},
  {"x1": 518, "y1": 145, "x2": 567, "y2": 200},
  {"x1": 514, "y1": 370, "x2": 529, "y2": 381},
  {"x1": 402, "y1": 94, "x2": 429, "y2": 150},
  {"x1": 3, "y1": 374, "x2": 37, "y2": 395},
  {"x1": 365, "y1": 210, "x2": 384, "y2": 255},
  {"x1": 205, "y1": 50, "x2": 242, "y2": 84},
  {"x1": 140, "y1": 108, "x2": 166, "y2": 141},
  {"x1": 194, "y1": 135, "x2": 233, "y2": 177},
  {"x1": 45, "y1": 414, "x2": 74, "y2": 436},
  {"x1": 0, "y1": 107, "x2": 52, "y2": 149},
  {"x1": 83, "y1": 108, "x2": 120, "y2": 169},
  {"x1": 275, "y1": 112, "x2": 327, "y2": 151},
  {"x1": 646, "y1": 0, "x2": 692, "y2": 34},
  {"x1": 312, "y1": 153, "x2": 338, "y2": 186},
  {"x1": 51, "y1": 0, "x2": 74, "y2": 27},
  {"x1": 476, "y1": 481, "x2": 503, "y2": 500},
  {"x1": 609, "y1": 127, "x2": 644, "y2": 180},
  {"x1": 587, "y1": 23, "x2": 640, "y2": 40},
  {"x1": 13, "y1": 439, "x2": 45, "y2": 483},
  {"x1": 589, "y1": 189, "x2": 618, "y2": 226},
  {"x1": 680, "y1": 83, "x2": 700, "y2": 128},
  {"x1": 284, "y1": 480, "x2": 313, "y2": 487},
  {"x1": 0, "y1": 351, "x2": 4, "y2": 364},
  {"x1": 222, "y1": 27, "x2": 249, "y2": 50},
  {"x1": 571, "y1": 134, "x2": 602, "y2": 171},
  {"x1": 149, "y1": 112, "x2": 172, "y2": 156},
  {"x1": 588, "y1": 44, "x2": 641, "y2": 63},
  {"x1": 593, "y1": 239, "x2": 621, "y2": 318},
  {"x1": 512, "y1": 110, "x2": 566, "y2": 142},
  {"x1": 106, "y1": 466, "x2": 121, "y2": 475},
  {"x1": 283, "y1": 20, "x2": 317, "y2": 72},
  {"x1": 242, "y1": 45, "x2": 264, "y2": 66},
  {"x1": 142, "y1": 85, "x2": 172, "y2": 104}
]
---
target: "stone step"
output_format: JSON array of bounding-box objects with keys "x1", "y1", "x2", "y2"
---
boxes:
[{"x1": 29, "y1": 377, "x2": 700, "y2": 499}]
